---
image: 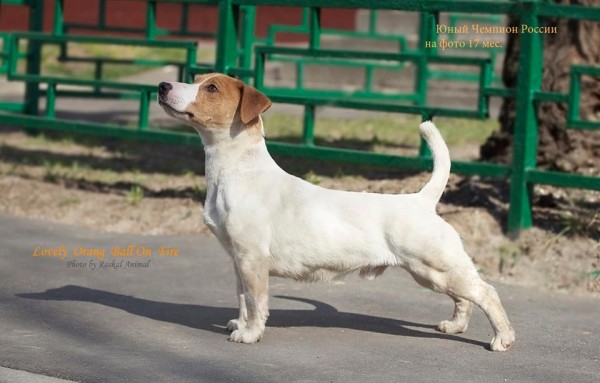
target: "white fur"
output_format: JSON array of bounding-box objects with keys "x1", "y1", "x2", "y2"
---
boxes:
[
  {"x1": 202, "y1": 120, "x2": 461, "y2": 282},
  {"x1": 159, "y1": 80, "x2": 515, "y2": 351},
  {"x1": 161, "y1": 82, "x2": 200, "y2": 113}
]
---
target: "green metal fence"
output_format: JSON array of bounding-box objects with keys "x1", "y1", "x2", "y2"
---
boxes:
[
  {"x1": 7, "y1": 32, "x2": 199, "y2": 127},
  {"x1": 261, "y1": 8, "x2": 504, "y2": 91},
  {"x1": 53, "y1": 0, "x2": 222, "y2": 87},
  {"x1": 0, "y1": 0, "x2": 44, "y2": 114},
  {"x1": 58, "y1": 0, "x2": 218, "y2": 39},
  {"x1": 0, "y1": 0, "x2": 598, "y2": 234}
]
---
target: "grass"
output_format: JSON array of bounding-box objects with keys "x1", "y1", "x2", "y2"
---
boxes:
[
  {"x1": 262, "y1": 113, "x2": 498, "y2": 150},
  {"x1": 155, "y1": 113, "x2": 497, "y2": 151},
  {"x1": 125, "y1": 172, "x2": 146, "y2": 205},
  {"x1": 42, "y1": 159, "x2": 63, "y2": 182},
  {"x1": 126, "y1": 183, "x2": 145, "y2": 205},
  {"x1": 58, "y1": 196, "x2": 81, "y2": 207},
  {"x1": 16, "y1": 131, "x2": 98, "y2": 150},
  {"x1": 498, "y1": 242, "x2": 521, "y2": 274},
  {"x1": 15, "y1": 153, "x2": 143, "y2": 190},
  {"x1": 193, "y1": 184, "x2": 206, "y2": 199},
  {"x1": 533, "y1": 227, "x2": 570, "y2": 260},
  {"x1": 70, "y1": 160, "x2": 92, "y2": 174},
  {"x1": 560, "y1": 209, "x2": 599, "y2": 238},
  {"x1": 2, "y1": 113, "x2": 497, "y2": 189},
  {"x1": 33, "y1": 43, "x2": 215, "y2": 80},
  {"x1": 302, "y1": 170, "x2": 323, "y2": 185}
]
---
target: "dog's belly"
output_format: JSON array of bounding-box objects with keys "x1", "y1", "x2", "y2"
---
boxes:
[
  {"x1": 267, "y1": 222, "x2": 399, "y2": 282},
  {"x1": 268, "y1": 261, "x2": 390, "y2": 282}
]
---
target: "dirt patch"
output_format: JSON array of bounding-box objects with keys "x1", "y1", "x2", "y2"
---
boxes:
[{"x1": 0, "y1": 129, "x2": 598, "y2": 296}]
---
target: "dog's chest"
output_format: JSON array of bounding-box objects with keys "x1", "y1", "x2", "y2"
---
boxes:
[
  {"x1": 202, "y1": 207, "x2": 218, "y2": 235},
  {"x1": 202, "y1": 176, "x2": 250, "y2": 247},
  {"x1": 202, "y1": 186, "x2": 226, "y2": 236},
  {"x1": 202, "y1": 161, "x2": 233, "y2": 235}
]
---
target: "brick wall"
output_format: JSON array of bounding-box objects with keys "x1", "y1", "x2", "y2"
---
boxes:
[{"x1": 0, "y1": 0, "x2": 356, "y2": 41}]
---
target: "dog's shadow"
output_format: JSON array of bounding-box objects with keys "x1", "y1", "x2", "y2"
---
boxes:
[{"x1": 16, "y1": 285, "x2": 487, "y2": 349}]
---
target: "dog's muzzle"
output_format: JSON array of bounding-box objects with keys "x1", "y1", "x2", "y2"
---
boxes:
[{"x1": 158, "y1": 82, "x2": 173, "y2": 102}]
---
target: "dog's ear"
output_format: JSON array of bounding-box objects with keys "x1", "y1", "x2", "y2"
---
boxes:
[{"x1": 239, "y1": 83, "x2": 272, "y2": 124}]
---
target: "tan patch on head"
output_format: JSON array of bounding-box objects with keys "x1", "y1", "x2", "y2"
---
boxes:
[
  {"x1": 185, "y1": 74, "x2": 271, "y2": 132},
  {"x1": 240, "y1": 84, "x2": 272, "y2": 124},
  {"x1": 193, "y1": 73, "x2": 218, "y2": 84},
  {"x1": 185, "y1": 74, "x2": 241, "y2": 130},
  {"x1": 176, "y1": 73, "x2": 271, "y2": 146}
]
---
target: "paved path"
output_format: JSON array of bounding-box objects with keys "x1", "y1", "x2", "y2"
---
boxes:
[{"x1": 0, "y1": 213, "x2": 598, "y2": 383}]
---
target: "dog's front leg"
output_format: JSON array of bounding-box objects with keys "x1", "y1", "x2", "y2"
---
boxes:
[
  {"x1": 226, "y1": 262, "x2": 247, "y2": 332},
  {"x1": 228, "y1": 254, "x2": 269, "y2": 344}
]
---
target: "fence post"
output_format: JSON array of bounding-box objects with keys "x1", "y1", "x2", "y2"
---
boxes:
[
  {"x1": 180, "y1": 2, "x2": 190, "y2": 35},
  {"x1": 45, "y1": 82, "x2": 56, "y2": 119},
  {"x1": 300, "y1": 7, "x2": 322, "y2": 146},
  {"x1": 138, "y1": 90, "x2": 150, "y2": 130},
  {"x1": 240, "y1": 5, "x2": 256, "y2": 84},
  {"x1": 24, "y1": 0, "x2": 44, "y2": 117},
  {"x1": 99, "y1": 0, "x2": 107, "y2": 29},
  {"x1": 53, "y1": 0, "x2": 64, "y2": 35},
  {"x1": 507, "y1": 0, "x2": 542, "y2": 233},
  {"x1": 308, "y1": 7, "x2": 321, "y2": 49},
  {"x1": 185, "y1": 45, "x2": 198, "y2": 83},
  {"x1": 215, "y1": 0, "x2": 240, "y2": 74},
  {"x1": 146, "y1": 0, "x2": 158, "y2": 40},
  {"x1": 417, "y1": 11, "x2": 437, "y2": 158}
]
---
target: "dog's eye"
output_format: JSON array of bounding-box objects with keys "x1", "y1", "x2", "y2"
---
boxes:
[{"x1": 206, "y1": 84, "x2": 218, "y2": 93}]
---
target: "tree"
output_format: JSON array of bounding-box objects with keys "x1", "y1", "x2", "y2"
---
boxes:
[{"x1": 480, "y1": 0, "x2": 600, "y2": 174}]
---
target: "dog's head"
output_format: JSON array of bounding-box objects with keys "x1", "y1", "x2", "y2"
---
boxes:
[{"x1": 158, "y1": 73, "x2": 272, "y2": 142}]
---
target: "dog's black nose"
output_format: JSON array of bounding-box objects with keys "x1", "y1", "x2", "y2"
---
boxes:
[{"x1": 158, "y1": 82, "x2": 172, "y2": 95}]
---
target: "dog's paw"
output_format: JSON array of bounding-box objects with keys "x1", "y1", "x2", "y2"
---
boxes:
[
  {"x1": 228, "y1": 327, "x2": 263, "y2": 344},
  {"x1": 490, "y1": 328, "x2": 516, "y2": 352},
  {"x1": 437, "y1": 319, "x2": 468, "y2": 334},
  {"x1": 227, "y1": 319, "x2": 246, "y2": 332}
]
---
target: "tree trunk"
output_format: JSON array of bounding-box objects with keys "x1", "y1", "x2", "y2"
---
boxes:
[{"x1": 480, "y1": 0, "x2": 600, "y2": 174}]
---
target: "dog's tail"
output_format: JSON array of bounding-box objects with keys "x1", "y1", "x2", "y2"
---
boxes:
[{"x1": 418, "y1": 121, "x2": 450, "y2": 206}]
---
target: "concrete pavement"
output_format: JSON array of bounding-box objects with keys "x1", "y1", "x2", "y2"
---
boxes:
[{"x1": 0, "y1": 213, "x2": 598, "y2": 383}]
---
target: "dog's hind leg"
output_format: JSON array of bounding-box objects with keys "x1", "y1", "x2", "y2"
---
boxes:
[
  {"x1": 405, "y1": 256, "x2": 514, "y2": 351},
  {"x1": 446, "y1": 272, "x2": 515, "y2": 352},
  {"x1": 437, "y1": 296, "x2": 473, "y2": 334}
]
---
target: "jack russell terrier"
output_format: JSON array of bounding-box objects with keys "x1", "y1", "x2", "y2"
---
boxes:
[{"x1": 158, "y1": 73, "x2": 515, "y2": 351}]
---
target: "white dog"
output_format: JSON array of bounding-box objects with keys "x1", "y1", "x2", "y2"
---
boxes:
[{"x1": 158, "y1": 73, "x2": 515, "y2": 351}]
